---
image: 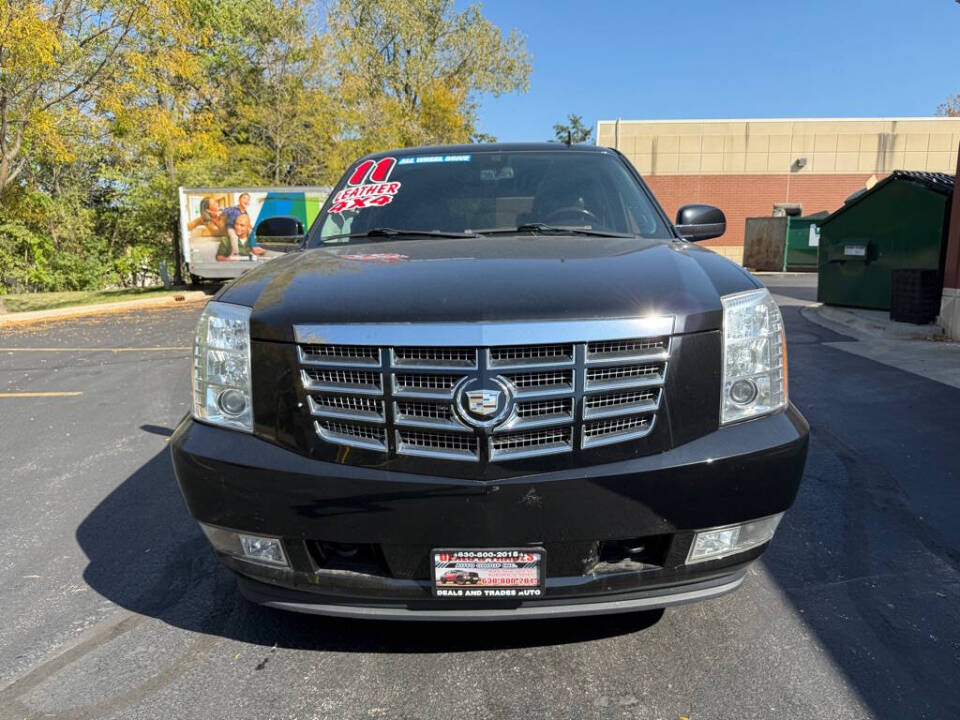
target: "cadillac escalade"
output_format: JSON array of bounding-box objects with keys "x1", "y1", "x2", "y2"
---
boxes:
[{"x1": 170, "y1": 143, "x2": 809, "y2": 620}]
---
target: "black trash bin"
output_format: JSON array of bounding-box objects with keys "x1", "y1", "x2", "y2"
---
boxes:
[{"x1": 890, "y1": 269, "x2": 941, "y2": 324}]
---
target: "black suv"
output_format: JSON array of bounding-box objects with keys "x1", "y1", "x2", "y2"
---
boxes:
[{"x1": 171, "y1": 143, "x2": 808, "y2": 620}]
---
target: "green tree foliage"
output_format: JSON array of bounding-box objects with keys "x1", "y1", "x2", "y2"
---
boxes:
[
  {"x1": 223, "y1": 0, "x2": 338, "y2": 185},
  {"x1": 0, "y1": 0, "x2": 530, "y2": 292},
  {"x1": 0, "y1": 0, "x2": 147, "y2": 291},
  {"x1": 0, "y1": 0, "x2": 149, "y2": 192},
  {"x1": 324, "y1": 0, "x2": 531, "y2": 167},
  {"x1": 552, "y1": 114, "x2": 593, "y2": 145}
]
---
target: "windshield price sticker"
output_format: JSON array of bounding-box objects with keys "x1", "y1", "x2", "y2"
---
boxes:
[
  {"x1": 328, "y1": 157, "x2": 401, "y2": 213},
  {"x1": 432, "y1": 549, "x2": 544, "y2": 598}
]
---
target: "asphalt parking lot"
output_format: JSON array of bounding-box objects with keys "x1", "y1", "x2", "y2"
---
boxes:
[{"x1": 1, "y1": 275, "x2": 958, "y2": 720}]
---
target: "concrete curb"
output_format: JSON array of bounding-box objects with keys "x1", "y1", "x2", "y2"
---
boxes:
[
  {"x1": 804, "y1": 304, "x2": 945, "y2": 340},
  {"x1": 0, "y1": 291, "x2": 209, "y2": 328}
]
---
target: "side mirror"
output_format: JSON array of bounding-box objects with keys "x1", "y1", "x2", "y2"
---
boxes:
[
  {"x1": 675, "y1": 204, "x2": 726, "y2": 242},
  {"x1": 254, "y1": 216, "x2": 306, "y2": 252}
]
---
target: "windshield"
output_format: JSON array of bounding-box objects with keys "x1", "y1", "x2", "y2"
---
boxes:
[{"x1": 308, "y1": 150, "x2": 672, "y2": 245}]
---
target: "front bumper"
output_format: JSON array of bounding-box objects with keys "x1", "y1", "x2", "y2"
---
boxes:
[
  {"x1": 170, "y1": 404, "x2": 808, "y2": 620},
  {"x1": 236, "y1": 570, "x2": 748, "y2": 621}
]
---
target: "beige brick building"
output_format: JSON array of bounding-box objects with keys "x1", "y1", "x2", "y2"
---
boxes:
[{"x1": 596, "y1": 118, "x2": 960, "y2": 264}]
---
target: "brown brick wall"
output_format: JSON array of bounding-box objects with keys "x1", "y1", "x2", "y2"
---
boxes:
[{"x1": 645, "y1": 173, "x2": 880, "y2": 248}]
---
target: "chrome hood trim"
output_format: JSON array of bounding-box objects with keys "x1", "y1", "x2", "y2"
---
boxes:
[{"x1": 294, "y1": 316, "x2": 675, "y2": 347}]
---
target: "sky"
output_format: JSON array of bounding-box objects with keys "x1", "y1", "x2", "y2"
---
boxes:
[{"x1": 476, "y1": 0, "x2": 960, "y2": 142}]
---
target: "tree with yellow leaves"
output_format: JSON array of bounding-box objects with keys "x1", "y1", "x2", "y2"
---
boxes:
[
  {"x1": 102, "y1": 0, "x2": 274, "y2": 282},
  {"x1": 324, "y1": 0, "x2": 531, "y2": 165},
  {"x1": 0, "y1": 0, "x2": 532, "y2": 291},
  {"x1": 0, "y1": 0, "x2": 149, "y2": 193},
  {"x1": 224, "y1": 0, "x2": 339, "y2": 185}
]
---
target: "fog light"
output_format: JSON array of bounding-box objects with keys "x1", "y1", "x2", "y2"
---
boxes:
[
  {"x1": 686, "y1": 513, "x2": 784, "y2": 564},
  {"x1": 239, "y1": 534, "x2": 287, "y2": 566},
  {"x1": 199, "y1": 523, "x2": 288, "y2": 567}
]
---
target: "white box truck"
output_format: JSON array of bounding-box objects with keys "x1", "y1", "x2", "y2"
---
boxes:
[{"x1": 179, "y1": 186, "x2": 330, "y2": 281}]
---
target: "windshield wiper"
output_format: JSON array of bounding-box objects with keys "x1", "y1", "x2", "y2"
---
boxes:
[
  {"x1": 322, "y1": 227, "x2": 479, "y2": 243},
  {"x1": 477, "y1": 223, "x2": 637, "y2": 238}
]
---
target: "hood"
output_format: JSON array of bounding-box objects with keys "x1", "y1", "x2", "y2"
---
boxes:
[{"x1": 219, "y1": 236, "x2": 760, "y2": 342}]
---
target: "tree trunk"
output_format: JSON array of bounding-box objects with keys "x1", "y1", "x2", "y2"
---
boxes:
[
  {"x1": 171, "y1": 214, "x2": 184, "y2": 286},
  {"x1": 164, "y1": 151, "x2": 184, "y2": 285},
  {"x1": 275, "y1": 141, "x2": 282, "y2": 184}
]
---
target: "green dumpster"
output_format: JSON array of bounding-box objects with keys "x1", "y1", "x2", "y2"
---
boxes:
[
  {"x1": 744, "y1": 213, "x2": 827, "y2": 271},
  {"x1": 785, "y1": 213, "x2": 828, "y2": 271},
  {"x1": 817, "y1": 171, "x2": 954, "y2": 310}
]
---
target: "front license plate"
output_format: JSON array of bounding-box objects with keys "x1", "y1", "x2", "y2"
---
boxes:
[{"x1": 432, "y1": 548, "x2": 544, "y2": 598}]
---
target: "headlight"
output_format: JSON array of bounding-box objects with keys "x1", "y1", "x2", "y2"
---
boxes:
[
  {"x1": 720, "y1": 288, "x2": 787, "y2": 424},
  {"x1": 192, "y1": 301, "x2": 253, "y2": 432}
]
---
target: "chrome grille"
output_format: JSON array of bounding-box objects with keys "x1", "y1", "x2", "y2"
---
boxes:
[
  {"x1": 300, "y1": 344, "x2": 380, "y2": 365},
  {"x1": 393, "y1": 346, "x2": 477, "y2": 368},
  {"x1": 396, "y1": 400, "x2": 455, "y2": 421},
  {"x1": 583, "y1": 415, "x2": 652, "y2": 448},
  {"x1": 394, "y1": 373, "x2": 465, "y2": 398},
  {"x1": 507, "y1": 398, "x2": 575, "y2": 431},
  {"x1": 516, "y1": 398, "x2": 573, "y2": 418},
  {"x1": 584, "y1": 389, "x2": 659, "y2": 418},
  {"x1": 315, "y1": 421, "x2": 387, "y2": 451},
  {"x1": 303, "y1": 368, "x2": 382, "y2": 394},
  {"x1": 308, "y1": 394, "x2": 384, "y2": 422},
  {"x1": 586, "y1": 337, "x2": 668, "y2": 363},
  {"x1": 397, "y1": 430, "x2": 479, "y2": 461},
  {"x1": 503, "y1": 369, "x2": 574, "y2": 396},
  {"x1": 491, "y1": 428, "x2": 572, "y2": 460},
  {"x1": 489, "y1": 343, "x2": 574, "y2": 368},
  {"x1": 585, "y1": 363, "x2": 664, "y2": 391},
  {"x1": 294, "y1": 319, "x2": 672, "y2": 462},
  {"x1": 394, "y1": 400, "x2": 462, "y2": 430}
]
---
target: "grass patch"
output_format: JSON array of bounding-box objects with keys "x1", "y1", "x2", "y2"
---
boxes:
[{"x1": 0, "y1": 288, "x2": 187, "y2": 314}]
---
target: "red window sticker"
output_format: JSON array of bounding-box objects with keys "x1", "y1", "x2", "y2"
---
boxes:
[{"x1": 329, "y1": 157, "x2": 401, "y2": 213}]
